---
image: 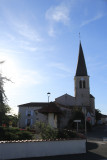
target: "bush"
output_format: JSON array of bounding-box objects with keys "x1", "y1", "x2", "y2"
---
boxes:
[
  {"x1": 0, "y1": 127, "x2": 33, "y2": 141},
  {"x1": 34, "y1": 122, "x2": 80, "y2": 140},
  {"x1": 0, "y1": 127, "x2": 5, "y2": 140},
  {"x1": 4, "y1": 132, "x2": 19, "y2": 140},
  {"x1": 57, "y1": 129, "x2": 77, "y2": 139},
  {"x1": 4, "y1": 127, "x2": 20, "y2": 133},
  {"x1": 17, "y1": 131, "x2": 33, "y2": 140},
  {"x1": 34, "y1": 122, "x2": 57, "y2": 140}
]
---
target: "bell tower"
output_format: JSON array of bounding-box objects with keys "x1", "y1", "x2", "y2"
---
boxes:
[{"x1": 74, "y1": 42, "x2": 90, "y2": 106}]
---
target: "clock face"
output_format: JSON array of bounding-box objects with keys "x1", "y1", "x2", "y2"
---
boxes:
[{"x1": 81, "y1": 77, "x2": 84, "y2": 80}]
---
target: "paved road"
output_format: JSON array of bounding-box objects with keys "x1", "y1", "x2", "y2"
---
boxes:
[
  {"x1": 86, "y1": 139, "x2": 107, "y2": 160},
  {"x1": 87, "y1": 124, "x2": 107, "y2": 140},
  {"x1": 13, "y1": 124, "x2": 107, "y2": 160}
]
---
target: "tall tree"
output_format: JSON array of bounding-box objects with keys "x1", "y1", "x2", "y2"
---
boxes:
[{"x1": 0, "y1": 62, "x2": 11, "y2": 126}]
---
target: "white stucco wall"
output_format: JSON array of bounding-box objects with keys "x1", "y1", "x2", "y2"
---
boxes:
[
  {"x1": 19, "y1": 106, "x2": 48, "y2": 128},
  {"x1": 0, "y1": 139, "x2": 86, "y2": 160},
  {"x1": 48, "y1": 113, "x2": 57, "y2": 128}
]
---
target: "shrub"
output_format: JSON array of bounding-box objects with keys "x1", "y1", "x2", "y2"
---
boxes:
[
  {"x1": 0, "y1": 127, "x2": 33, "y2": 141},
  {"x1": 0, "y1": 127, "x2": 5, "y2": 140},
  {"x1": 34, "y1": 122, "x2": 57, "y2": 140},
  {"x1": 17, "y1": 131, "x2": 33, "y2": 140},
  {"x1": 57, "y1": 129, "x2": 77, "y2": 139},
  {"x1": 4, "y1": 132, "x2": 19, "y2": 140},
  {"x1": 34, "y1": 122, "x2": 81, "y2": 140},
  {"x1": 4, "y1": 127, "x2": 20, "y2": 133}
]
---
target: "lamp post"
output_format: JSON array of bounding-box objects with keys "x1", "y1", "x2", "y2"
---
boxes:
[{"x1": 47, "y1": 92, "x2": 51, "y2": 103}]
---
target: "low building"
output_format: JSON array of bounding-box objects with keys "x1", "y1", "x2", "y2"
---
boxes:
[
  {"x1": 18, "y1": 102, "x2": 48, "y2": 128},
  {"x1": 101, "y1": 114, "x2": 107, "y2": 124}
]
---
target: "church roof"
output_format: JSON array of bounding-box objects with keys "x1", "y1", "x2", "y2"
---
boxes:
[
  {"x1": 75, "y1": 42, "x2": 88, "y2": 76},
  {"x1": 18, "y1": 102, "x2": 48, "y2": 107},
  {"x1": 38, "y1": 102, "x2": 61, "y2": 114}
]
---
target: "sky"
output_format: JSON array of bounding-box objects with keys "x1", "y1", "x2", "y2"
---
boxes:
[{"x1": 0, "y1": 0, "x2": 107, "y2": 115}]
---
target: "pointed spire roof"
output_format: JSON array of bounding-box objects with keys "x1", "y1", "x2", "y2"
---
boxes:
[{"x1": 75, "y1": 42, "x2": 88, "y2": 76}]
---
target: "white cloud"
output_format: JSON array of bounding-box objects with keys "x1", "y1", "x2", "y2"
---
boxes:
[
  {"x1": 46, "y1": 2, "x2": 71, "y2": 36},
  {"x1": 2, "y1": 8, "x2": 43, "y2": 42},
  {"x1": 54, "y1": 73, "x2": 71, "y2": 78},
  {"x1": 49, "y1": 62, "x2": 72, "y2": 73},
  {"x1": 48, "y1": 27, "x2": 56, "y2": 37},
  {"x1": 81, "y1": 13, "x2": 103, "y2": 27},
  {"x1": 0, "y1": 48, "x2": 24, "y2": 54},
  {"x1": 20, "y1": 45, "x2": 38, "y2": 52},
  {"x1": 46, "y1": 5, "x2": 70, "y2": 25},
  {"x1": 14, "y1": 23, "x2": 42, "y2": 42}
]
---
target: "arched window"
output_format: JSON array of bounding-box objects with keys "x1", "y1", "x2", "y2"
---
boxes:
[
  {"x1": 83, "y1": 80, "x2": 85, "y2": 88},
  {"x1": 79, "y1": 80, "x2": 82, "y2": 88}
]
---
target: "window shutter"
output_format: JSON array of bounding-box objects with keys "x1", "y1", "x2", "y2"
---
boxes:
[
  {"x1": 26, "y1": 110, "x2": 28, "y2": 116},
  {"x1": 31, "y1": 119, "x2": 33, "y2": 125},
  {"x1": 25, "y1": 119, "x2": 27, "y2": 125},
  {"x1": 31, "y1": 110, "x2": 33, "y2": 116}
]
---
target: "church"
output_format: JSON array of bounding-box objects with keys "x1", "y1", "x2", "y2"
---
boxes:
[{"x1": 18, "y1": 42, "x2": 95, "y2": 129}]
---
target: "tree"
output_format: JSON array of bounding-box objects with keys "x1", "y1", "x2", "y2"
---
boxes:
[
  {"x1": 0, "y1": 63, "x2": 12, "y2": 126},
  {"x1": 7, "y1": 114, "x2": 19, "y2": 127},
  {"x1": 95, "y1": 109, "x2": 102, "y2": 123},
  {"x1": 66, "y1": 109, "x2": 85, "y2": 130},
  {"x1": 0, "y1": 104, "x2": 11, "y2": 126}
]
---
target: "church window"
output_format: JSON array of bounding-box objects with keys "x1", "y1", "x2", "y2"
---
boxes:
[
  {"x1": 79, "y1": 80, "x2": 82, "y2": 88},
  {"x1": 79, "y1": 80, "x2": 86, "y2": 88},
  {"x1": 83, "y1": 80, "x2": 86, "y2": 88}
]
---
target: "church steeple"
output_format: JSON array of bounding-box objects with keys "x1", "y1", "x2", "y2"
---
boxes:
[
  {"x1": 76, "y1": 42, "x2": 88, "y2": 76},
  {"x1": 74, "y1": 42, "x2": 90, "y2": 106}
]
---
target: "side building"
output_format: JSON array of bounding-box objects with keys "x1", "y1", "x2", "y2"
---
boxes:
[{"x1": 18, "y1": 103, "x2": 48, "y2": 128}]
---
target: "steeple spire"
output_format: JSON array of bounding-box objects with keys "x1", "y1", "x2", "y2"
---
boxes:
[{"x1": 75, "y1": 42, "x2": 88, "y2": 76}]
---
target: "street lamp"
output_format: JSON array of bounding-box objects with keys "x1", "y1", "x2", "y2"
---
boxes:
[{"x1": 47, "y1": 92, "x2": 51, "y2": 103}]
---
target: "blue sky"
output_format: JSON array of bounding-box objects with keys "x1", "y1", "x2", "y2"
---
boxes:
[{"x1": 0, "y1": 0, "x2": 107, "y2": 115}]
